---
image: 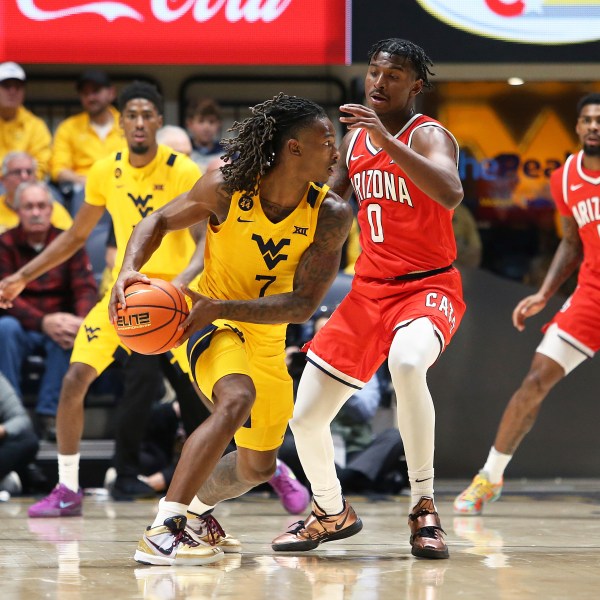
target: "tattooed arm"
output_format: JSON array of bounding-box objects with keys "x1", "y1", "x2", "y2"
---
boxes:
[
  {"x1": 177, "y1": 192, "x2": 353, "y2": 344},
  {"x1": 512, "y1": 215, "x2": 583, "y2": 331},
  {"x1": 108, "y1": 169, "x2": 230, "y2": 320}
]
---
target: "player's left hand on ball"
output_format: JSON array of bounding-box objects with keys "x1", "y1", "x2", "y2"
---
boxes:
[{"x1": 175, "y1": 287, "x2": 222, "y2": 346}]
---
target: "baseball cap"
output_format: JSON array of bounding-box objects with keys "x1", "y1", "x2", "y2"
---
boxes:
[
  {"x1": 0, "y1": 62, "x2": 26, "y2": 83},
  {"x1": 77, "y1": 70, "x2": 112, "y2": 91}
]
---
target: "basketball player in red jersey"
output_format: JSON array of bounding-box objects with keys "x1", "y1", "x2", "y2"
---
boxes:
[
  {"x1": 272, "y1": 39, "x2": 465, "y2": 559},
  {"x1": 454, "y1": 93, "x2": 600, "y2": 516}
]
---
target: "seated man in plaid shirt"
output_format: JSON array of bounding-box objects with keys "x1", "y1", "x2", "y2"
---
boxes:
[{"x1": 0, "y1": 181, "x2": 97, "y2": 440}]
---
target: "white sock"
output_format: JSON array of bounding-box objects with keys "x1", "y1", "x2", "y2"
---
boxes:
[
  {"x1": 290, "y1": 362, "x2": 354, "y2": 515},
  {"x1": 58, "y1": 453, "x2": 80, "y2": 493},
  {"x1": 409, "y1": 468, "x2": 435, "y2": 509},
  {"x1": 388, "y1": 319, "x2": 440, "y2": 514},
  {"x1": 482, "y1": 447, "x2": 512, "y2": 484},
  {"x1": 187, "y1": 496, "x2": 215, "y2": 517},
  {"x1": 152, "y1": 497, "x2": 190, "y2": 528}
]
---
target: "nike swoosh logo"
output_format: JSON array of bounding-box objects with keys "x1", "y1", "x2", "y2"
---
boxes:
[
  {"x1": 570, "y1": 184, "x2": 584, "y2": 191},
  {"x1": 59, "y1": 501, "x2": 74, "y2": 508},
  {"x1": 334, "y1": 511, "x2": 350, "y2": 531},
  {"x1": 237, "y1": 217, "x2": 254, "y2": 223},
  {"x1": 148, "y1": 537, "x2": 175, "y2": 556},
  {"x1": 415, "y1": 477, "x2": 433, "y2": 483},
  {"x1": 350, "y1": 154, "x2": 364, "y2": 161}
]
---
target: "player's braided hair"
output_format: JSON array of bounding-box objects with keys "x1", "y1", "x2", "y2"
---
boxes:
[
  {"x1": 220, "y1": 93, "x2": 327, "y2": 195},
  {"x1": 368, "y1": 38, "x2": 434, "y2": 89}
]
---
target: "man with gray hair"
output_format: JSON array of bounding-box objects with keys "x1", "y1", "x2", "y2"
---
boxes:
[
  {"x1": 0, "y1": 181, "x2": 97, "y2": 439},
  {"x1": 156, "y1": 125, "x2": 193, "y2": 156},
  {"x1": 0, "y1": 152, "x2": 72, "y2": 235}
]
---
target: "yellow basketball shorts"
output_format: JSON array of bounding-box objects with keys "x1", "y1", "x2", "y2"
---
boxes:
[
  {"x1": 71, "y1": 290, "x2": 191, "y2": 377},
  {"x1": 186, "y1": 320, "x2": 293, "y2": 452}
]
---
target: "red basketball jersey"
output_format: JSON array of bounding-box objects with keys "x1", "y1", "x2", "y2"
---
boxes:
[
  {"x1": 551, "y1": 151, "x2": 600, "y2": 284},
  {"x1": 346, "y1": 113, "x2": 459, "y2": 279}
]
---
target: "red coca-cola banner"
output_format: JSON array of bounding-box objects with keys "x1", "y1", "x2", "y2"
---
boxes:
[{"x1": 1, "y1": 1, "x2": 350, "y2": 65}]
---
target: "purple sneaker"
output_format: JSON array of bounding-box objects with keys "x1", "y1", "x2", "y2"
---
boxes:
[
  {"x1": 28, "y1": 484, "x2": 83, "y2": 518},
  {"x1": 269, "y1": 460, "x2": 310, "y2": 515}
]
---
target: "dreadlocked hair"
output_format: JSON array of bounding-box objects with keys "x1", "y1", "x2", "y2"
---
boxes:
[
  {"x1": 220, "y1": 93, "x2": 327, "y2": 195},
  {"x1": 368, "y1": 38, "x2": 434, "y2": 89}
]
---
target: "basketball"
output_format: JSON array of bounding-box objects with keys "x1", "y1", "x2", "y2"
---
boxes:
[{"x1": 114, "y1": 278, "x2": 189, "y2": 355}]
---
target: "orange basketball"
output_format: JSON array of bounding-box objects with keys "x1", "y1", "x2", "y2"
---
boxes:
[{"x1": 114, "y1": 278, "x2": 189, "y2": 355}]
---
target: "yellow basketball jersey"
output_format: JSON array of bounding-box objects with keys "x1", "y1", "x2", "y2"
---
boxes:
[
  {"x1": 197, "y1": 182, "x2": 329, "y2": 341},
  {"x1": 85, "y1": 145, "x2": 200, "y2": 280}
]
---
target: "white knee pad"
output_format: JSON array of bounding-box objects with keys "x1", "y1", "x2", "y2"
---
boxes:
[
  {"x1": 536, "y1": 323, "x2": 590, "y2": 375},
  {"x1": 389, "y1": 317, "x2": 441, "y2": 376}
]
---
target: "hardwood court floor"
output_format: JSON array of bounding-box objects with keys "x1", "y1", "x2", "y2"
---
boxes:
[{"x1": 1, "y1": 480, "x2": 599, "y2": 599}]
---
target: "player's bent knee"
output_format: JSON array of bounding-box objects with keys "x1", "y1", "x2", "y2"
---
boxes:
[
  {"x1": 388, "y1": 355, "x2": 428, "y2": 382},
  {"x1": 237, "y1": 452, "x2": 277, "y2": 485},
  {"x1": 62, "y1": 362, "x2": 97, "y2": 396},
  {"x1": 214, "y1": 390, "x2": 255, "y2": 432},
  {"x1": 239, "y1": 462, "x2": 276, "y2": 486},
  {"x1": 520, "y1": 368, "x2": 557, "y2": 401}
]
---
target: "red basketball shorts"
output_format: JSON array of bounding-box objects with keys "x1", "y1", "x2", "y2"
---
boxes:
[
  {"x1": 305, "y1": 268, "x2": 465, "y2": 386},
  {"x1": 542, "y1": 279, "x2": 600, "y2": 355}
]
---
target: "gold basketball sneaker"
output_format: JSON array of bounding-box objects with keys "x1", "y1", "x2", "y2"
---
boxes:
[
  {"x1": 271, "y1": 498, "x2": 363, "y2": 551},
  {"x1": 135, "y1": 515, "x2": 224, "y2": 566}
]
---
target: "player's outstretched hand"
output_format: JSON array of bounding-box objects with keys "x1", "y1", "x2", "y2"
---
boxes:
[
  {"x1": 175, "y1": 287, "x2": 222, "y2": 347},
  {"x1": 108, "y1": 270, "x2": 150, "y2": 323},
  {"x1": 512, "y1": 292, "x2": 547, "y2": 331},
  {"x1": 0, "y1": 272, "x2": 27, "y2": 308}
]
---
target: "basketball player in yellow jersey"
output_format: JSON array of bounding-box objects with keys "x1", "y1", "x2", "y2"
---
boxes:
[
  {"x1": 109, "y1": 94, "x2": 353, "y2": 565},
  {"x1": 0, "y1": 82, "x2": 211, "y2": 529}
]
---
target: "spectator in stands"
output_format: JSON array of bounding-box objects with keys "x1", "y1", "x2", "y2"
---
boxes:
[
  {"x1": 51, "y1": 70, "x2": 123, "y2": 283},
  {"x1": 0, "y1": 152, "x2": 72, "y2": 235},
  {"x1": 453, "y1": 203, "x2": 482, "y2": 268},
  {"x1": 0, "y1": 181, "x2": 97, "y2": 440},
  {"x1": 185, "y1": 98, "x2": 225, "y2": 172},
  {"x1": 135, "y1": 399, "x2": 186, "y2": 494},
  {"x1": 156, "y1": 125, "x2": 193, "y2": 156},
  {"x1": 333, "y1": 372, "x2": 406, "y2": 495},
  {"x1": 0, "y1": 62, "x2": 52, "y2": 180},
  {"x1": 0, "y1": 373, "x2": 39, "y2": 500},
  {"x1": 51, "y1": 70, "x2": 124, "y2": 195}
]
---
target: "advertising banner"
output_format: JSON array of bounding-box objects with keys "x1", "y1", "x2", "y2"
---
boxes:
[
  {"x1": 1, "y1": 1, "x2": 350, "y2": 65},
  {"x1": 353, "y1": 0, "x2": 600, "y2": 63},
  {"x1": 417, "y1": 0, "x2": 600, "y2": 44}
]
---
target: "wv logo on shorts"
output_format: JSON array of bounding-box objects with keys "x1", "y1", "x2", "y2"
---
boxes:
[
  {"x1": 252, "y1": 234, "x2": 290, "y2": 270},
  {"x1": 128, "y1": 193, "x2": 154, "y2": 218},
  {"x1": 85, "y1": 326, "x2": 101, "y2": 342}
]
